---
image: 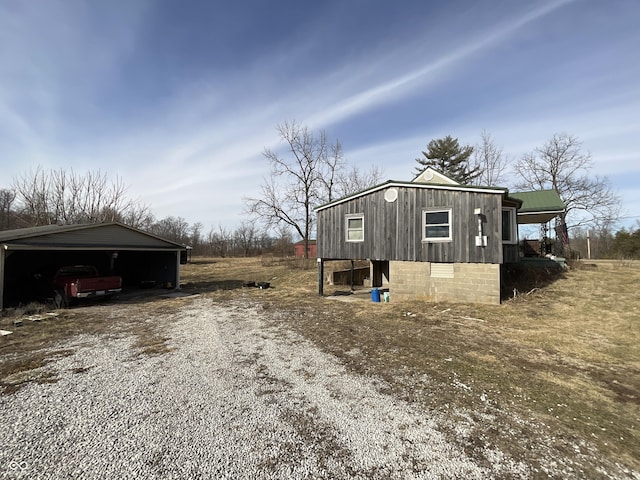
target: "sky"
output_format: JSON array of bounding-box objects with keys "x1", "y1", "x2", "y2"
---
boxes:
[{"x1": 1, "y1": 0, "x2": 639, "y2": 235}]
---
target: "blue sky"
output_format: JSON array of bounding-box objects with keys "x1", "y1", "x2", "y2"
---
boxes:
[{"x1": 1, "y1": 0, "x2": 639, "y2": 233}]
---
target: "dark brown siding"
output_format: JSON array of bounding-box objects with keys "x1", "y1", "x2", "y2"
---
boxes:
[
  {"x1": 503, "y1": 244, "x2": 520, "y2": 263},
  {"x1": 317, "y1": 186, "x2": 505, "y2": 264}
]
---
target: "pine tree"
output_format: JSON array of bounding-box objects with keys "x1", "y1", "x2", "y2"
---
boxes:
[{"x1": 414, "y1": 135, "x2": 479, "y2": 184}]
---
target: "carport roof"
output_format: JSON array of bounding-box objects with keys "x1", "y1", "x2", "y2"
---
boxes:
[
  {"x1": 0, "y1": 222, "x2": 187, "y2": 250},
  {"x1": 0, "y1": 224, "x2": 80, "y2": 242},
  {"x1": 510, "y1": 190, "x2": 565, "y2": 224}
]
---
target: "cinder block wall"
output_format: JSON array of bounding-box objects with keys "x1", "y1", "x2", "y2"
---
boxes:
[{"x1": 389, "y1": 261, "x2": 501, "y2": 305}]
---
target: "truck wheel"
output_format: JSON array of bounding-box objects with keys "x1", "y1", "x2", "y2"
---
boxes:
[
  {"x1": 54, "y1": 290, "x2": 70, "y2": 309},
  {"x1": 53, "y1": 290, "x2": 65, "y2": 309}
]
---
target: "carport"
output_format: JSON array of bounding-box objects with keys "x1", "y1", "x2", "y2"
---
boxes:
[{"x1": 0, "y1": 222, "x2": 187, "y2": 310}]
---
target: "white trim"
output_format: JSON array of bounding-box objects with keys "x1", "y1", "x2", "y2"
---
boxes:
[
  {"x1": 422, "y1": 208, "x2": 453, "y2": 242},
  {"x1": 413, "y1": 167, "x2": 460, "y2": 185},
  {"x1": 501, "y1": 207, "x2": 518, "y2": 244},
  {"x1": 345, "y1": 214, "x2": 365, "y2": 243}
]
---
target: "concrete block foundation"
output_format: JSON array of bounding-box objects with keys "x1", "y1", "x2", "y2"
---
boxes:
[{"x1": 389, "y1": 261, "x2": 501, "y2": 305}]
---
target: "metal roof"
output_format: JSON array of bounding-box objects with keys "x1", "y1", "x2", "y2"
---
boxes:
[
  {"x1": 0, "y1": 222, "x2": 186, "y2": 250},
  {"x1": 0, "y1": 224, "x2": 82, "y2": 242},
  {"x1": 510, "y1": 190, "x2": 565, "y2": 224}
]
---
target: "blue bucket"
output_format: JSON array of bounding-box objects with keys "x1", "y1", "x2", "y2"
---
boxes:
[{"x1": 371, "y1": 288, "x2": 381, "y2": 302}]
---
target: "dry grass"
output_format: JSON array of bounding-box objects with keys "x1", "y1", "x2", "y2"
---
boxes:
[
  {"x1": 2, "y1": 255, "x2": 638, "y2": 476},
  {"x1": 181, "y1": 256, "x2": 640, "y2": 475}
]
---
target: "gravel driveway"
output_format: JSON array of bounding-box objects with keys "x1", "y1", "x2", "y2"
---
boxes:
[{"x1": 1, "y1": 297, "x2": 529, "y2": 479}]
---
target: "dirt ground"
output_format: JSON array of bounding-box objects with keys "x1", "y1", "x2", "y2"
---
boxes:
[{"x1": 1, "y1": 256, "x2": 639, "y2": 478}]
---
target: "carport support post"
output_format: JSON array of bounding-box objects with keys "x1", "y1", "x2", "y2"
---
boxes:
[
  {"x1": 350, "y1": 260, "x2": 354, "y2": 291},
  {"x1": 317, "y1": 258, "x2": 324, "y2": 296},
  {"x1": 0, "y1": 247, "x2": 4, "y2": 311},
  {"x1": 175, "y1": 251, "x2": 181, "y2": 289}
]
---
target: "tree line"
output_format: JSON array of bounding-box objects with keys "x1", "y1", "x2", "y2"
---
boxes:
[
  {"x1": 0, "y1": 167, "x2": 294, "y2": 257},
  {"x1": 1, "y1": 122, "x2": 635, "y2": 260},
  {"x1": 414, "y1": 131, "x2": 620, "y2": 232}
]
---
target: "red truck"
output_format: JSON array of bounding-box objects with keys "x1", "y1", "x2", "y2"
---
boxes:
[{"x1": 53, "y1": 265, "x2": 122, "y2": 307}]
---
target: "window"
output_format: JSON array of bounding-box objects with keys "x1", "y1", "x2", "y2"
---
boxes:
[
  {"x1": 423, "y1": 209, "x2": 452, "y2": 242},
  {"x1": 345, "y1": 214, "x2": 364, "y2": 242},
  {"x1": 502, "y1": 208, "x2": 517, "y2": 244}
]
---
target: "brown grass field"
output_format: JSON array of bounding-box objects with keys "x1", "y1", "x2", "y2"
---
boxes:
[{"x1": 1, "y1": 256, "x2": 639, "y2": 476}]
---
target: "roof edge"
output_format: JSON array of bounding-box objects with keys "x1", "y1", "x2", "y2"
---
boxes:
[
  {"x1": 315, "y1": 180, "x2": 508, "y2": 212},
  {"x1": 0, "y1": 222, "x2": 187, "y2": 249}
]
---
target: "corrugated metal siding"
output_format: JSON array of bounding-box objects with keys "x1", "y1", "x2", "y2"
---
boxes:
[
  {"x1": 12, "y1": 224, "x2": 179, "y2": 249},
  {"x1": 317, "y1": 186, "x2": 504, "y2": 264}
]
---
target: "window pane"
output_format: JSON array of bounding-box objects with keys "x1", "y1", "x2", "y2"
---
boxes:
[
  {"x1": 426, "y1": 225, "x2": 450, "y2": 238},
  {"x1": 348, "y1": 230, "x2": 363, "y2": 241},
  {"x1": 502, "y1": 210, "x2": 511, "y2": 241},
  {"x1": 348, "y1": 218, "x2": 363, "y2": 229},
  {"x1": 346, "y1": 215, "x2": 364, "y2": 242},
  {"x1": 426, "y1": 211, "x2": 449, "y2": 225}
]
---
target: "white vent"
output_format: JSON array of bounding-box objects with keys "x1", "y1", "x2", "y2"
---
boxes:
[
  {"x1": 384, "y1": 188, "x2": 398, "y2": 203},
  {"x1": 430, "y1": 263, "x2": 454, "y2": 278}
]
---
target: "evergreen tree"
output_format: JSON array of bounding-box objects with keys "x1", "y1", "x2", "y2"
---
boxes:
[
  {"x1": 612, "y1": 227, "x2": 640, "y2": 259},
  {"x1": 414, "y1": 135, "x2": 479, "y2": 184}
]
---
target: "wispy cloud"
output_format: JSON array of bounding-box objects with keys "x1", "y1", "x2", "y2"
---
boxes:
[{"x1": 304, "y1": 0, "x2": 575, "y2": 130}]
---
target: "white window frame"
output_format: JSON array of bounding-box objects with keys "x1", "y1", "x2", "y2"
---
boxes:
[
  {"x1": 345, "y1": 214, "x2": 364, "y2": 242},
  {"x1": 422, "y1": 208, "x2": 452, "y2": 242},
  {"x1": 501, "y1": 207, "x2": 518, "y2": 244}
]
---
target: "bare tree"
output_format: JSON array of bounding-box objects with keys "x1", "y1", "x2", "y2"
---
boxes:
[
  {"x1": 245, "y1": 121, "x2": 330, "y2": 259},
  {"x1": 208, "y1": 224, "x2": 232, "y2": 257},
  {"x1": 190, "y1": 222, "x2": 204, "y2": 253},
  {"x1": 234, "y1": 221, "x2": 257, "y2": 257},
  {"x1": 336, "y1": 164, "x2": 384, "y2": 197},
  {"x1": 246, "y1": 121, "x2": 385, "y2": 258},
  {"x1": 513, "y1": 133, "x2": 620, "y2": 230},
  {"x1": 149, "y1": 216, "x2": 190, "y2": 245},
  {"x1": 118, "y1": 203, "x2": 155, "y2": 230},
  {"x1": 272, "y1": 224, "x2": 293, "y2": 256},
  {"x1": 0, "y1": 188, "x2": 17, "y2": 230},
  {"x1": 12, "y1": 167, "x2": 51, "y2": 226},
  {"x1": 317, "y1": 139, "x2": 345, "y2": 203},
  {"x1": 11, "y1": 166, "x2": 154, "y2": 228},
  {"x1": 472, "y1": 130, "x2": 509, "y2": 186}
]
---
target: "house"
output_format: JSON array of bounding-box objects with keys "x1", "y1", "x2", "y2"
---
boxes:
[
  {"x1": 293, "y1": 239, "x2": 317, "y2": 258},
  {"x1": 0, "y1": 222, "x2": 187, "y2": 310},
  {"x1": 315, "y1": 168, "x2": 522, "y2": 305}
]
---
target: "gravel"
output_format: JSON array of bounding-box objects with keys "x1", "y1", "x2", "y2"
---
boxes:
[{"x1": 1, "y1": 297, "x2": 530, "y2": 479}]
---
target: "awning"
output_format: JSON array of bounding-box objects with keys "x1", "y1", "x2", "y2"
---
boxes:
[{"x1": 510, "y1": 190, "x2": 565, "y2": 224}]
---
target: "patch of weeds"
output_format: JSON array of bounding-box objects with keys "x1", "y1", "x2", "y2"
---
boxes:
[
  {"x1": 1, "y1": 349, "x2": 72, "y2": 395},
  {"x1": 35, "y1": 372, "x2": 60, "y2": 385},
  {"x1": 132, "y1": 336, "x2": 174, "y2": 357},
  {"x1": 71, "y1": 366, "x2": 93, "y2": 374}
]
